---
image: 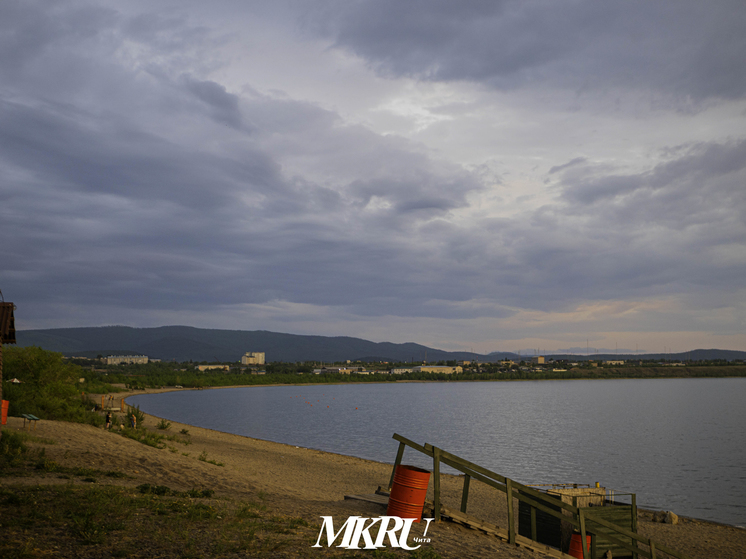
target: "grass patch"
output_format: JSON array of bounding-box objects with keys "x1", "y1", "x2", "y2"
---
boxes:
[
  {"x1": 197, "y1": 451, "x2": 223, "y2": 467},
  {"x1": 0, "y1": 429, "x2": 30, "y2": 468},
  {"x1": 165, "y1": 433, "x2": 191, "y2": 445},
  {"x1": 0, "y1": 484, "x2": 314, "y2": 558},
  {"x1": 118, "y1": 427, "x2": 166, "y2": 449}
]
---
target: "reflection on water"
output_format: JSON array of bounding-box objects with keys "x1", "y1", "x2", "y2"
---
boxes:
[{"x1": 129, "y1": 378, "x2": 746, "y2": 527}]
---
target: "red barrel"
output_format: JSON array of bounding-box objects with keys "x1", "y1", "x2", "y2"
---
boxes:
[
  {"x1": 568, "y1": 532, "x2": 591, "y2": 558},
  {"x1": 1, "y1": 400, "x2": 9, "y2": 425},
  {"x1": 387, "y1": 465, "x2": 431, "y2": 522}
]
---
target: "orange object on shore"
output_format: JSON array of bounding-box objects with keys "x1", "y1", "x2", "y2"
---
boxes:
[
  {"x1": 387, "y1": 465, "x2": 431, "y2": 522},
  {"x1": 568, "y1": 532, "x2": 591, "y2": 558}
]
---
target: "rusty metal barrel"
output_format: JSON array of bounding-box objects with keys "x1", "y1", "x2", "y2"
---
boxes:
[
  {"x1": 387, "y1": 465, "x2": 431, "y2": 522},
  {"x1": 568, "y1": 532, "x2": 591, "y2": 558}
]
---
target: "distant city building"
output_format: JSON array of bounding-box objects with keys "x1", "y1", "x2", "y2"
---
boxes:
[
  {"x1": 105, "y1": 355, "x2": 148, "y2": 365},
  {"x1": 314, "y1": 367, "x2": 360, "y2": 374},
  {"x1": 390, "y1": 368, "x2": 413, "y2": 374},
  {"x1": 197, "y1": 365, "x2": 229, "y2": 371},
  {"x1": 604, "y1": 360, "x2": 625, "y2": 366},
  {"x1": 531, "y1": 356, "x2": 545, "y2": 365},
  {"x1": 413, "y1": 365, "x2": 463, "y2": 374},
  {"x1": 241, "y1": 352, "x2": 265, "y2": 365}
]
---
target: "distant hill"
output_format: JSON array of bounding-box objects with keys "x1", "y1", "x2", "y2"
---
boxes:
[
  {"x1": 15, "y1": 325, "x2": 517, "y2": 363},
  {"x1": 15, "y1": 326, "x2": 745, "y2": 363},
  {"x1": 538, "y1": 349, "x2": 746, "y2": 362}
]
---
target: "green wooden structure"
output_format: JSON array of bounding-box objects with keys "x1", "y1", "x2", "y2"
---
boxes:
[
  {"x1": 388, "y1": 433, "x2": 691, "y2": 559},
  {"x1": 518, "y1": 486, "x2": 637, "y2": 558}
]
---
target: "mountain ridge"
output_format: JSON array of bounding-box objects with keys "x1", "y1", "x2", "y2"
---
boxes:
[{"x1": 15, "y1": 326, "x2": 746, "y2": 363}]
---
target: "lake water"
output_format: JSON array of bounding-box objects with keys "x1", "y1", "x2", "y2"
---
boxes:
[{"x1": 128, "y1": 378, "x2": 746, "y2": 527}]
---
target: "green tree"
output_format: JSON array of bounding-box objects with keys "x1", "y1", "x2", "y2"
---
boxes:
[{"x1": 3, "y1": 346, "x2": 102, "y2": 425}]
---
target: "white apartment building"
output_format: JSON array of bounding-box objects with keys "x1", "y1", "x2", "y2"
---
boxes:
[{"x1": 241, "y1": 352, "x2": 265, "y2": 365}]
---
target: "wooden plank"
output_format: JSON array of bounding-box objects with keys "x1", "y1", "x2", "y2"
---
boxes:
[
  {"x1": 632, "y1": 494, "x2": 639, "y2": 559},
  {"x1": 506, "y1": 478, "x2": 516, "y2": 544},
  {"x1": 440, "y1": 505, "x2": 576, "y2": 559},
  {"x1": 344, "y1": 494, "x2": 389, "y2": 506},
  {"x1": 460, "y1": 474, "x2": 471, "y2": 513},
  {"x1": 518, "y1": 490, "x2": 579, "y2": 526},
  {"x1": 393, "y1": 433, "x2": 433, "y2": 457},
  {"x1": 515, "y1": 534, "x2": 577, "y2": 559},
  {"x1": 424, "y1": 443, "x2": 507, "y2": 485},
  {"x1": 439, "y1": 456, "x2": 507, "y2": 493},
  {"x1": 388, "y1": 441, "x2": 406, "y2": 490},
  {"x1": 579, "y1": 510, "x2": 589, "y2": 559}
]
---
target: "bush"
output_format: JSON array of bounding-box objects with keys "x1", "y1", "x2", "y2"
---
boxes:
[
  {"x1": 0, "y1": 429, "x2": 30, "y2": 467},
  {"x1": 125, "y1": 405, "x2": 145, "y2": 428},
  {"x1": 2, "y1": 347, "x2": 104, "y2": 427}
]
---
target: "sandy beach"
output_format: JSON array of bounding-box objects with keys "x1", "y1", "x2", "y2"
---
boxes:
[{"x1": 2, "y1": 386, "x2": 744, "y2": 558}]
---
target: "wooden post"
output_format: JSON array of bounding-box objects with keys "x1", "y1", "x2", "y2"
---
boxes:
[
  {"x1": 650, "y1": 539, "x2": 657, "y2": 559},
  {"x1": 579, "y1": 509, "x2": 590, "y2": 559},
  {"x1": 460, "y1": 474, "x2": 471, "y2": 513},
  {"x1": 530, "y1": 505, "x2": 537, "y2": 541},
  {"x1": 632, "y1": 493, "x2": 638, "y2": 559},
  {"x1": 433, "y1": 446, "x2": 441, "y2": 521},
  {"x1": 506, "y1": 478, "x2": 515, "y2": 544},
  {"x1": 572, "y1": 495, "x2": 578, "y2": 548},
  {"x1": 388, "y1": 441, "x2": 405, "y2": 490}
]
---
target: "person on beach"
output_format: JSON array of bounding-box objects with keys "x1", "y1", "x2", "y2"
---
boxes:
[
  {"x1": 105, "y1": 411, "x2": 112, "y2": 430},
  {"x1": 130, "y1": 413, "x2": 137, "y2": 429}
]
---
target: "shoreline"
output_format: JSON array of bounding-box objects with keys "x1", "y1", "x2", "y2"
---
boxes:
[
  {"x1": 120, "y1": 385, "x2": 746, "y2": 531},
  {"x1": 2, "y1": 386, "x2": 745, "y2": 558}
]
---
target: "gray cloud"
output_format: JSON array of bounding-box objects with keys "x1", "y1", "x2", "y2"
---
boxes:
[
  {"x1": 181, "y1": 75, "x2": 245, "y2": 129},
  {"x1": 313, "y1": 0, "x2": 746, "y2": 102},
  {"x1": 0, "y1": 0, "x2": 744, "y2": 350}
]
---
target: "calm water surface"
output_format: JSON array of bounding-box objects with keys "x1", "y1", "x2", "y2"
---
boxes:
[{"x1": 128, "y1": 378, "x2": 746, "y2": 526}]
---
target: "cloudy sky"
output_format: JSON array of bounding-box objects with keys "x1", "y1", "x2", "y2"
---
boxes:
[{"x1": 2, "y1": 0, "x2": 745, "y2": 354}]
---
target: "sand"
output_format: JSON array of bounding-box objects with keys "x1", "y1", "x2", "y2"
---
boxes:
[{"x1": 2, "y1": 386, "x2": 744, "y2": 558}]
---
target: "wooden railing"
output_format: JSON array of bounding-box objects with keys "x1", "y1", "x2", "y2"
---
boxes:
[{"x1": 388, "y1": 433, "x2": 691, "y2": 559}]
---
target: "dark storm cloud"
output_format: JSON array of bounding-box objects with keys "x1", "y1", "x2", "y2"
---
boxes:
[
  {"x1": 559, "y1": 139, "x2": 746, "y2": 211},
  {"x1": 0, "y1": 0, "x2": 117, "y2": 78},
  {"x1": 0, "y1": 20, "x2": 483, "y2": 322},
  {"x1": 314, "y1": 0, "x2": 746, "y2": 101},
  {"x1": 517, "y1": 139, "x2": 746, "y2": 302},
  {"x1": 181, "y1": 75, "x2": 245, "y2": 129},
  {"x1": 0, "y1": 97, "x2": 277, "y2": 207},
  {"x1": 1, "y1": 0, "x2": 744, "y2": 346}
]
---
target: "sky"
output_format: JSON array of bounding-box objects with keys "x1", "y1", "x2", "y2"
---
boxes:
[{"x1": 1, "y1": 0, "x2": 745, "y2": 355}]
